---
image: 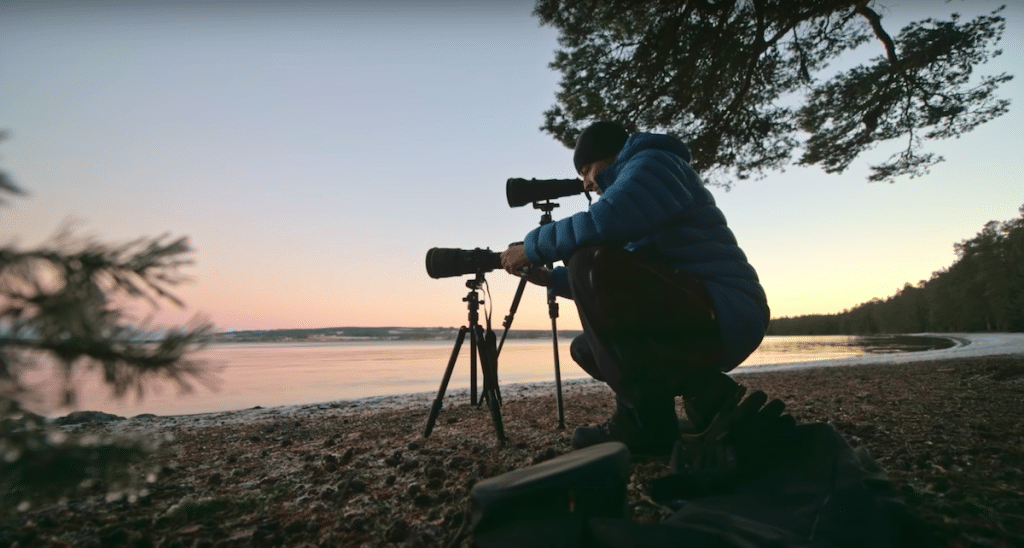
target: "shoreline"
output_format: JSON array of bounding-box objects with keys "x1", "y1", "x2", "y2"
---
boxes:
[
  {"x1": 6, "y1": 337, "x2": 1024, "y2": 547},
  {"x1": 78, "y1": 332, "x2": 1024, "y2": 430}
]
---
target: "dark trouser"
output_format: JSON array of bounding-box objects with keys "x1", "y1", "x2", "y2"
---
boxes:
[{"x1": 566, "y1": 245, "x2": 724, "y2": 407}]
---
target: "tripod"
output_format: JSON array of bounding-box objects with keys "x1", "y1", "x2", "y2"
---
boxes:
[
  {"x1": 496, "y1": 200, "x2": 566, "y2": 429},
  {"x1": 423, "y1": 272, "x2": 506, "y2": 443}
]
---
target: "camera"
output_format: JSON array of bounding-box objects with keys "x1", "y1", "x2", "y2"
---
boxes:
[{"x1": 425, "y1": 247, "x2": 502, "y2": 279}]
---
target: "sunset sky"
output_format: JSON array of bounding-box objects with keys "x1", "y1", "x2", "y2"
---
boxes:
[{"x1": 2, "y1": 0, "x2": 1022, "y2": 333}]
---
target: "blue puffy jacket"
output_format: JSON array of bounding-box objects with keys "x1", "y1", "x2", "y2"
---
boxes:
[{"x1": 523, "y1": 132, "x2": 769, "y2": 370}]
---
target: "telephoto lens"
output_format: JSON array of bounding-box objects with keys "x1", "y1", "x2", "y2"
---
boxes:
[
  {"x1": 425, "y1": 247, "x2": 502, "y2": 279},
  {"x1": 506, "y1": 178, "x2": 584, "y2": 207}
]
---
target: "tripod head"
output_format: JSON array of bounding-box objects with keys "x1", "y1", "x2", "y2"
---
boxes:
[
  {"x1": 465, "y1": 271, "x2": 487, "y2": 291},
  {"x1": 532, "y1": 200, "x2": 559, "y2": 225},
  {"x1": 459, "y1": 271, "x2": 492, "y2": 331}
]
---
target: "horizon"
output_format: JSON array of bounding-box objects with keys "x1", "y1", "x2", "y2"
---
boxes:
[{"x1": 2, "y1": 0, "x2": 1022, "y2": 332}]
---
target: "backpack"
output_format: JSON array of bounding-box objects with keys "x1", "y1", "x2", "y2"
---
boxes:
[{"x1": 470, "y1": 391, "x2": 939, "y2": 548}]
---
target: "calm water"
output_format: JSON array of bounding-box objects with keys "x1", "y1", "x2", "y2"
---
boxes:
[{"x1": 24, "y1": 335, "x2": 931, "y2": 418}]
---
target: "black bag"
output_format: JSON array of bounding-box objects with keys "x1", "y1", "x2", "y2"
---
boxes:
[
  {"x1": 592, "y1": 422, "x2": 939, "y2": 548},
  {"x1": 470, "y1": 392, "x2": 939, "y2": 548},
  {"x1": 471, "y1": 442, "x2": 631, "y2": 548}
]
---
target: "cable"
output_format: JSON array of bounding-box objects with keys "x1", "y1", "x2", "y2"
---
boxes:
[{"x1": 483, "y1": 277, "x2": 493, "y2": 329}]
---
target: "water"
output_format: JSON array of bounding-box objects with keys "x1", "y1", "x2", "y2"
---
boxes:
[{"x1": 20, "y1": 335, "x2": 944, "y2": 418}]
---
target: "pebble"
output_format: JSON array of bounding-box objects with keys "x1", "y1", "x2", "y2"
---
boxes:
[
  {"x1": 447, "y1": 455, "x2": 473, "y2": 471},
  {"x1": 532, "y1": 447, "x2": 559, "y2": 464},
  {"x1": 349, "y1": 478, "x2": 367, "y2": 493},
  {"x1": 385, "y1": 519, "x2": 409, "y2": 543},
  {"x1": 342, "y1": 512, "x2": 368, "y2": 532},
  {"x1": 54, "y1": 411, "x2": 125, "y2": 426}
]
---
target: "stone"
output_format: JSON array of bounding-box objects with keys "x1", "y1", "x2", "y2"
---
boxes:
[{"x1": 54, "y1": 411, "x2": 125, "y2": 426}]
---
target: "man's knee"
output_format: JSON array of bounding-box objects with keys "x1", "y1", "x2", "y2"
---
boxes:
[
  {"x1": 569, "y1": 333, "x2": 591, "y2": 365},
  {"x1": 567, "y1": 245, "x2": 628, "y2": 295},
  {"x1": 569, "y1": 333, "x2": 606, "y2": 382},
  {"x1": 566, "y1": 245, "x2": 604, "y2": 279}
]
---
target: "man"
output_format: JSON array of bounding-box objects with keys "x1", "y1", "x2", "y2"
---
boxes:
[{"x1": 500, "y1": 121, "x2": 769, "y2": 456}]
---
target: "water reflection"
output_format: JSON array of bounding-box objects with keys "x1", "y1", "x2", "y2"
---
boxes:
[
  {"x1": 857, "y1": 335, "x2": 956, "y2": 354},
  {"x1": 743, "y1": 334, "x2": 954, "y2": 366},
  {"x1": 741, "y1": 335, "x2": 865, "y2": 365},
  {"x1": 20, "y1": 335, "x2": 956, "y2": 418}
]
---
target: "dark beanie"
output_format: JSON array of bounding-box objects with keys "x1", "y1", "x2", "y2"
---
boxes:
[{"x1": 573, "y1": 121, "x2": 629, "y2": 173}]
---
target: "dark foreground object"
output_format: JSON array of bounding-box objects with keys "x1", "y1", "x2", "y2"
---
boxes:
[
  {"x1": 472, "y1": 442, "x2": 631, "y2": 546},
  {"x1": 471, "y1": 395, "x2": 939, "y2": 548}
]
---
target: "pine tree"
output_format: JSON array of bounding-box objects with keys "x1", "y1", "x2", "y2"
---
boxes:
[{"x1": 1, "y1": 135, "x2": 214, "y2": 512}]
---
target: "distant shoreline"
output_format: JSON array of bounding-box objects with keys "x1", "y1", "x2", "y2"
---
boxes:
[
  {"x1": 210, "y1": 326, "x2": 977, "y2": 347},
  {"x1": 53, "y1": 332, "x2": 1024, "y2": 423},
  {"x1": 211, "y1": 326, "x2": 585, "y2": 344}
]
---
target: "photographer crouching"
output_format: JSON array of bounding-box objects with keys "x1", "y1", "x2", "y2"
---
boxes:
[{"x1": 500, "y1": 121, "x2": 770, "y2": 457}]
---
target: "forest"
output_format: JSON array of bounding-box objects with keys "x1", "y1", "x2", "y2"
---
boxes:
[{"x1": 769, "y1": 205, "x2": 1024, "y2": 335}]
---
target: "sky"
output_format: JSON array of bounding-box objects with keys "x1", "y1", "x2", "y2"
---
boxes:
[{"x1": 1, "y1": 0, "x2": 1022, "y2": 333}]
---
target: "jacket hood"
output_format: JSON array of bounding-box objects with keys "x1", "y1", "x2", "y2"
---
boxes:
[{"x1": 596, "y1": 132, "x2": 692, "y2": 192}]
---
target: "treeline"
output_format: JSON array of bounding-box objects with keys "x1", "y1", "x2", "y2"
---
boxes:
[{"x1": 769, "y1": 206, "x2": 1024, "y2": 335}]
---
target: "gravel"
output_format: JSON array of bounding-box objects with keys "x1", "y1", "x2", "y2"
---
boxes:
[{"x1": 2, "y1": 354, "x2": 1022, "y2": 548}]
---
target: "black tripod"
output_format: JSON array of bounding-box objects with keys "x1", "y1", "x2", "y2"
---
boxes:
[
  {"x1": 423, "y1": 271, "x2": 506, "y2": 443},
  {"x1": 496, "y1": 200, "x2": 566, "y2": 429}
]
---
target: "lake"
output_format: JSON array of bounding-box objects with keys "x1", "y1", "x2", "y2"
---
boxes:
[{"x1": 21, "y1": 334, "x2": 951, "y2": 418}]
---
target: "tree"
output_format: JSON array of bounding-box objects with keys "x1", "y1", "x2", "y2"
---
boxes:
[
  {"x1": 535, "y1": 0, "x2": 1012, "y2": 186},
  {"x1": 0, "y1": 135, "x2": 215, "y2": 512},
  {"x1": 769, "y1": 205, "x2": 1024, "y2": 335}
]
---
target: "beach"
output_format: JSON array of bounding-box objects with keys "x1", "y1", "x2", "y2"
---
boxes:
[{"x1": 3, "y1": 333, "x2": 1023, "y2": 547}]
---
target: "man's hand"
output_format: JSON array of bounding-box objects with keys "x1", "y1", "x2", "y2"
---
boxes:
[
  {"x1": 500, "y1": 244, "x2": 530, "y2": 274},
  {"x1": 522, "y1": 266, "x2": 551, "y2": 287},
  {"x1": 502, "y1": 244, "x2": 550, "y2": 287}
]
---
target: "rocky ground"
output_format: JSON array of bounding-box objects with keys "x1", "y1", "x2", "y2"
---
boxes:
[{"x1": 2, "y1": 355, "x2": 1023, "y2": 548}]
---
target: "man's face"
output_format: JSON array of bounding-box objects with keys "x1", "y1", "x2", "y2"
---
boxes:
[{"x1": 580, "y1": 157, "x2": 614, "y2": 196}]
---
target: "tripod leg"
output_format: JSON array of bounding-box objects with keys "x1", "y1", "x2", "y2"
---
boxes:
[
  {"x1": 497, "y1": 276, "x2": 528, "y2": 357},
  {"x1": 476, "y1": 325, "x2": 506, "y2": 443},
  {"x1": 479, "y1": 326, "x2": 502, "y2": 405},
  {"x1": 469, "y1": 327, "x2": 478, "y2": 406},
  {"x1": 424, "y1": 326, "x2": 468, "y2": 438},
  {"x1": 548, "y1": 288, "x2": 566, "y2": 429},
  {"x1": 551, "y1": 325, "x2": 565, "y2": 430}
]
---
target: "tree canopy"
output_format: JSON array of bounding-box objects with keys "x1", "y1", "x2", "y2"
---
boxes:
[{"x1": 535, "y1": 0, "x2": 1012, "y2": 186}]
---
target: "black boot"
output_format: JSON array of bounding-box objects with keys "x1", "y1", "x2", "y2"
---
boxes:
[
  {"x1": 681, "y1": 371, "x2": 746, "y2": 433},
  {"x1": 571, "y1": 395, "x2": 680, "y2": 457}
]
